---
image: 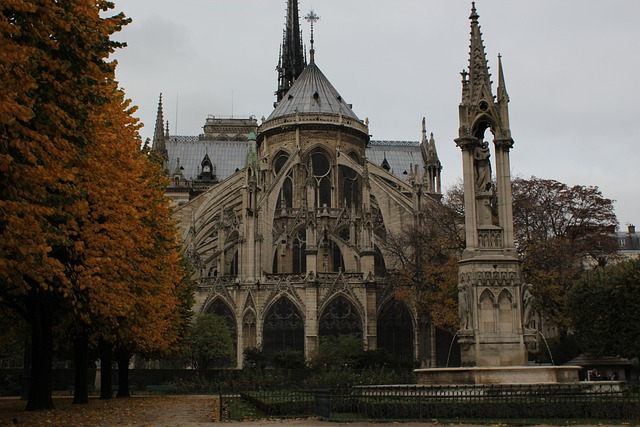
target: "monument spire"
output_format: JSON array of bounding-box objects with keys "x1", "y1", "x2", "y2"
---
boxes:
[
  {"x1": 276, "y1": 0, "x2": 306, "y2": 102},
  {"x1": 466, "y1": 2, "x2": 493, "y2": 105},
  {"x1": 496, "y1": 53, "x2": 510, "y2": 103}
]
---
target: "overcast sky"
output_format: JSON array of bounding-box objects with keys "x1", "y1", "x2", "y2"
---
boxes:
[{"x1": 110, "y1": 1, "x2": 640, "y2": 228}]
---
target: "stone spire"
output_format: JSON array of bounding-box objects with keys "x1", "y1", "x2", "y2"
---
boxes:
[
  {"x1": 497, "y1": 54, "x2": 510, "y2": 103},
  {"x1": 276, "y1": 0, "x2": 306, "y2": 102},
  {"x1": 464, "y1": 2, "x2": 493, "y2": 106},
  {"x1": 456, "y1": 1, "x2": 516, "y2": 253},
  {"x1": 152, "y1": 93, "x2": 168, "y2": 170}
]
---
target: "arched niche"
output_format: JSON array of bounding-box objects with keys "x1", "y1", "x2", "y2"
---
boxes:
[
  {"x1": 262, "y1": 297, "x2": 304, "y2": 358},
  {"x1": 478, "y1": 289, "x2": 496, "y2": 334},
  {"x1": 497, "y1": 289, "x2": 514, "y2": 333},
  {"x1": 242, "y1": 310, "x2": 257, "y2": 350},
  {"x1": 377, "y1": 299, "x2": 414, "y2": 360}
]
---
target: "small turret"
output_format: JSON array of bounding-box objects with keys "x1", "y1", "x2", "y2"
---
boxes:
[
  {"x1": 419, "y1": 118, "x2": 442, "y2": 195},
  {"x1": 152, "y1": 93, "x2": 169, "y2": 170}
]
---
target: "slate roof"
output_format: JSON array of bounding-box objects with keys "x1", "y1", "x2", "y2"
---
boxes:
[
  {"x1": 166, "y1": 137, "x2": 248, "y2": 181},
  {"x1": 268, "y1": 61, "x2": 360, "y2": 121},
  {"x1": 367, "y1": 140, "x2": 424, "y2": 177},
  {"x1": 166, "y1": 137, "x2": 423, "y2": 183}
]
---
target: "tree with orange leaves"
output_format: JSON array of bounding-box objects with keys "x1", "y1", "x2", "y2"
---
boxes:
[
  {"x1": 1, "y1": 0, "x2": 192, "y2": 410},
  {"x1": 67, "y1": 86, "x2": 191, "y2": 404},
  {"x1": 1, "y1": 0, "x2": 129, "y2": 410}
]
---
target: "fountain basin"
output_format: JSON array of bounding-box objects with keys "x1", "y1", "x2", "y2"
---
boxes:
[{"x1": 415, "y1": 365, "x2": 580, "y2": 385}]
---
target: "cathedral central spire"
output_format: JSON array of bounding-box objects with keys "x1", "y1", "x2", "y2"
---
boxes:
[{"x1": 276, "y1": 0, "x2": 306, "y2": 102}]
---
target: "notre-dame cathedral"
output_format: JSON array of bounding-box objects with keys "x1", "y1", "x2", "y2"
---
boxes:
[{"x1": 152, "y1": 1, "x2": 511, "y2": 368}]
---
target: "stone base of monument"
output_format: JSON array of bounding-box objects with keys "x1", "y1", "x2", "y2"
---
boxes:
[{"x1": 414, "y1": 365, "x2": 580, "y2": 385}]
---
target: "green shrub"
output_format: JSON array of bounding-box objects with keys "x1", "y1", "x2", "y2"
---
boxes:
[{"x1": 272, "y1": 350, "x2": 306, "y2": 370}]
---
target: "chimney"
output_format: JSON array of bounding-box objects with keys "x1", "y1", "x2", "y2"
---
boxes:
[{"x1": 629, "y1": 224, "x2": 636, "y2": 235}]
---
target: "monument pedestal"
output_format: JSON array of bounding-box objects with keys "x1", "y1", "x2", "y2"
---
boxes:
[
  {"x1": 415, "y1": 365, "x2": 580, "y2": 385},
  {"x1": 458, "y1": 331, "x2": 537, "y2": 367}
]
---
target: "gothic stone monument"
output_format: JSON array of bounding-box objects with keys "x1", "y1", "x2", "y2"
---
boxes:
[
  {"x1": 416, "y1": 3, "x2": 579, "y2": 385},
  {"x1": 454, "y1": 3, "x2": 534, "y2": 367}
]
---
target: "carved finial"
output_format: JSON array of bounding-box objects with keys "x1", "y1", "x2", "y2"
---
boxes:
[{"x1": 470, "y1": 1, "x2": 479, "y2": 21}]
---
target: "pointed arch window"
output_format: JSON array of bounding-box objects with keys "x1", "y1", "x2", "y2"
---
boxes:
[
  {"x1": 340, "y1": 165, "x2": 359, "y2": 208},
  {"x1": 329, "y1": 240, "x2": 344, "y2": 272},
  {"x1": 310, "y1": 150, "x2": 332, "y2": 208},
  {"x1": 319, "y1": 296, "x2": 362, "y2": 338},
  {"x1": 277, "y1": 177, "x2": 293, "y2": 211},
  {"x1": 263, "y1": 297, "x2": 304, "y2": 358},
  {"x1": 274, "y1": 152, "x2": 293, "y2": 210},
  {"x1": 374, "y1": 245, "x2": 386, "y2": 275},
  {"x1": 229, "y1": 250, "x2": 239, "y2": 277},
  {"x1": 377, "y1": 300, "x2": 413, "y2": 360}
]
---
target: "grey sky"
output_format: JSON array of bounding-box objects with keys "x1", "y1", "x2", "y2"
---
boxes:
[{"x1": 110, "y1": 1, "x2": 640, "y2": 228}]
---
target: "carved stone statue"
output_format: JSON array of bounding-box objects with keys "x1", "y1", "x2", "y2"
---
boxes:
[
  {"x1": 474, "y1": 140, "x2": 492, "y2": 192},
  {"x1": 521, "y1": 283, "x2": 534, "y2": 331},
  {"x1": 458, "y1": 284, "x2": 472, "y2": 330}
]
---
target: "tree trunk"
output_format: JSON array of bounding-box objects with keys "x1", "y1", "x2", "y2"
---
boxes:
[
  {"x1": 25, "y1": 294, "x2": 55, "y2": 411},
  {"x1": 72, "y1": 333, "x2": 89, "y2": 404},
  {"x1": 115, "y1": 349, "x2": 130, "y2": 398},
  {"x1": 20, "y1": 338, "x2": 31, "y2": 400},
  {"x1": 99, "y1": 341, "x2": 113, "y2": 399}
]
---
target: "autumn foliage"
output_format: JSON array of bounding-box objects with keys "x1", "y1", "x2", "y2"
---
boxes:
[
  {"x1": 1, "y1": 0, "x2": 192, "y2": 410},
  {"x1": 512, "y1": 177, "x2": 618, "y2": 333},
  {"x1": 382, "y1": 194, "x2": 464, "y2": 333}
]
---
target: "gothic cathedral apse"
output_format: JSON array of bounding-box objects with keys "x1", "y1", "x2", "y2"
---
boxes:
[{"x1": 153, "y1": 2, "x2": 522, "y2": 368}]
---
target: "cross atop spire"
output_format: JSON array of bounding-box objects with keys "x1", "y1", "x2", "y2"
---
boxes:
[
  {"x1": 276, "y1": 0, "x2": 307, "y2": 102},
  {"x1": 305, "y1": 9, "x2": 320, "y2": 63}
]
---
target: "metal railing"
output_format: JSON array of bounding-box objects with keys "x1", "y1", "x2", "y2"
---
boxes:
[{"x1": 221, "y1": 383, "x2": 640, "y2": 421}]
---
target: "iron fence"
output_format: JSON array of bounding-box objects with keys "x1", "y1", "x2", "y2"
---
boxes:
[{"x1": 221, "y1": 383, "x2": 640, "y2": 421}]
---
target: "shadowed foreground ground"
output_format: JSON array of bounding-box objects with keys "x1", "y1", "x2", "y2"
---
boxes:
[{"x1": 0, "y1": 395, "x2": 634, "y2": 426}]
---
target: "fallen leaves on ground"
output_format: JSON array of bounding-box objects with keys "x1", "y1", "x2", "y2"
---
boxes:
[{"x1": 0, "y1": 395, "x2": 216, "y2": 426}]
